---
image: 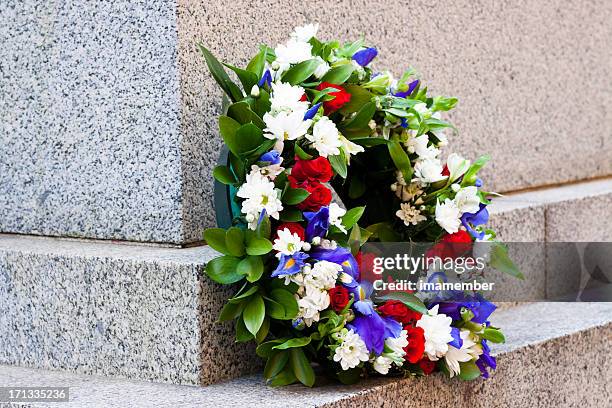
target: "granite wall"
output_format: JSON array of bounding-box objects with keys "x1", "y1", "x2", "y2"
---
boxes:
[{"x1": 2, "y1": 0, "x2": 611, "y2": 244}]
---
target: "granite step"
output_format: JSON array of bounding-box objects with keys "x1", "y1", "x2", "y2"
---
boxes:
[
  {"x1": 0, "y1": 179, "x2": 611, "y2": 387},
  {"x1": 0, "y1": 302, "x2": 610, "y2": 408}
]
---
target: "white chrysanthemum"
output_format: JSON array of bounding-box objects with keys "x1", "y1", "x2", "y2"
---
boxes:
[
  {"x1": 306, "y1": 117, "x2": 342, "y2": 157},
  {"x1": 313, "y1": 56, "x2": 330, "y2": 79},
  {"x1": 273, "y1": 227, "x2": 305, "y2": 257},
  {"x1": 445, "y1": 330, "x2": 482, "y2": 377},
  {"x1": 318, "y1": 238, "x2": 338, "y2": 250},
  {"x1": 413, "y1": 157, "x2": 447, "y2": 184},
  {"x1": 372, "y1": 355, "x2": 393, "y2": 375},
  {"x1": 430, "y1": 111, "x2": 448, "y2": 146},
  {"x1": 385, "y1": 330, "x2": 409, "y2": 359},
  {"x1": 274, "y1": 39, "x2": 312, "y2": 73},
  {"x1": 435, "y1": 198, "x2": 461, "y2": 234},
  {"x1": 270, "y1": 82, "x2": 309, "y2": 113},
  {"x1": 406, "y1": 134, "x2": 438, "y2": 159},
  {"x1": 297, "y1": 286, "x2": 330, "y2": 326},
  {"x1": 339, "y1": 135, "x2": 365, "y2": 163},
  {"x1": 333, "y1": 330, "x2": 370, "y2": 370},
  {"x1": 237, "y1": 171, "x2": 283, "y2": 228},
  {"x1": 416, "y1": 305, "x2": 454, "y2": 360},
  {"x1": 454, "y1": 186, "x2": 481, "y2": 214},
  {"x1": 446, "y1": 153, "x2": 470, "y2": 182},
  {"x1": 328, "y1": 203, "x2": 347, "y2": 233},
  {"x1": 263, "y1": 110, "x2": 312, "y2": 148},
  {"x1": 396, "y1": 203, "x2": 427, "y2": 226},
  {"x1": 304, "y1": 260, "x2": 342, "y2": 290},
  {"x1": 291, "y1": 24, "x2": 319, "y2": 42},
  {"x1": 250, "y1": 163, "x2": 284, "y2": 180}
]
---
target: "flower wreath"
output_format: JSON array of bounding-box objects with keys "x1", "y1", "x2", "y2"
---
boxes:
[{"x1": 199, "y1": 24, "x2": 521, "y2": 387}]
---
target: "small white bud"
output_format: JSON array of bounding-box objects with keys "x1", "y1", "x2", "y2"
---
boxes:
[
  {"x1": 390, "y1": 183, "x2": 398, "y2": 192},
  {"x1": 311, "y1": 236, "x2": 321, "y2": 245},
  {"x1": 245, "y1": 213, "x2": 255, "y2": 222},
  {"x1": 302, "y1": 242, "x2": 311, "y2": 251},
  {"x1": 302, "y1": 264, "x2": 312, "y2": 274},
  {"x1": 250, "y1": 85, "x2": 260, "y2": 98},
  {"x1": 438, "y1": 140, "x2": 448, "y2": 147},
  {"x1": 451, "y1": 183, "x2": 461, "y2": 192},
  {"x1": 271, "y1": 61, "x2": 280, "y2": 70}
]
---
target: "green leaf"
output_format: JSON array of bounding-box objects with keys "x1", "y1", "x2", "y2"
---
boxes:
[
  {"x1": 282, "y1": 188, "x2": 310, "y2": 205},
  {"x1": 197, "y1": 44, "x2": 242, "y2": 102},
  {"x1": 218, "y1": 301, "x2": 243, "y2": 322},
  {"x1": 256, "y1": 214, "x2": 272, "y2": 239},
  {"x1": 203, "y1": 228, "x2": 229, "y2": 254},
  {"x1": 482, "y1": 328, "x2": 506, "y2": 344},
  {"x1": 348, "y1": 175, "x2": 366, "y2": 199},
  {"x1": 224, "y1": 63, "x2": 258, "y2": 93},
  {"x1": 351, "y1": 137, "x2": 389, "y2": 147},
  {"x1": 270, "y1": 288, "x2": 299, "y2": 319},
  {"x1": 264, "y1": 351, "x2": 289, "y2": 379},
  {"x1": 489, "y1": 242, "x2": 524, "y2": 279},
  {"x1": 338, "y1": 85, "x2": 373, "y2": 115},
  {"x1": 272, "y1": 337, "x2": 312, "y2": 350},
  {"x1": 461, "y1": 155, "x2": 491, "y2": 187},
  {"x1": 218, "y1": 116, "x2": 241, "y2": 153},
  {"x1": 228, "y1": 285, "x2": 258, "y2": 303},
  {"x1": 269, "y1": 366, "x2": 297, "y2": 387},
  {"x1": 375, "y1": 291, "x2": 428, "y2": 314},
  {"x1": 227, "y1": 101, "x2": 265, "y2": 128},
  {"x1": 213, "y1": 165, "x2": 237, "y2": 185},
  {"x1": 205, "y1": 256, "x2": 244, "y2": 284},
  {"x1": 458, "y1": 361, "x2": 481, "y2": 381},
  {"x1": 294, "y1": 143, "x2": 314, "y2": 160},
  {"x1": 321, "y1": 64, "x2": 354, "y2": 85},
  {"x1": 246, "y1": 236, "x2": 273, "y2": 256},
  {"x1": 366, "y1": 222, "x2": 400, "y2": 242},
  {"x1": 343, "y1": 102, "x2": 376, "y2": 130},
  {"x1": 280, "y1": 209, "x2": 304, "y2": 222},
  {"x1": 235, "y1": 316, "x2": 254, "y2": 342},
  {"x1": 281, "y1": 59, "x2": 321, "y2": 85},
  {"x1": 242, "y1": 295, "x2": 265, "y2": 336},
  {"x1": 256, "y1": 339, "x2": 286, "y2": 358},
  {"x1": 265, "y1": 297, "x2": 287, "y2": 320},
  {"x1": 225, "y1": 227, "x2": 245, "y2": 257},
  {"x1": 388, "y1": 139, "x2": 413, "y2": 183},
  {"x1": 337, "y1": 367, "x2": 362, "y2": 384},
  {"x1": 342, "y1": 206, "x2": 365, "y2": 230},
  {"x1": 255, "y1": 317, "x2": 270, "y2": 343},
  {"x1": 237, "y1": 256, "x2": 264, "y2": 283},
  {"x1": 247, "y1": 48, "x2": 267, "y2": 78},
  {"x1": 329, "y1": 151, "x2": 347, "y2": 178},
  {"x1": 289, "y1": 348, "x2": 315, "y2": 387},
  {"x1": 235, "y1": 123, "x2": 264, "y2": 153}
]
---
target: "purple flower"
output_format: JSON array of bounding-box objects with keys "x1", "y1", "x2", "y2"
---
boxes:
[
  {"x1": 259, "y1": 150, "x2": 281, "y2": 165},
  {"x1": 436, "y1": 293, "x2": 497, "y2": 324},
  {"x1": 393, "y1": 79, "x2": 420, "y2": 98},
  {"x1": 258, "y1": 69, "x2": 272, "y2": 88},
  {"x1": 476, "y1": 340, "x2": 496, "y2": 378},
  {"x1": 461, "y1": 204, "x2": 489, "y2": 239},
  {"x1": 449, "y1": 327, "x2": 463, "y2": 348},
  {"x1": 303, "y1": 206, "x2": 329, "y2": 241},
  {"x1": 352, "y1": 47, "x2": 378, "y2": 66},
  {"x1": 271, "y1": 252, "x2": 308, "y2": 277},
  {"x1": 303, "y1": 102, "x2": 322, "y2": 120},
  {"x1": 475, "y1": 178, "x2": 483, "y2": 188}
]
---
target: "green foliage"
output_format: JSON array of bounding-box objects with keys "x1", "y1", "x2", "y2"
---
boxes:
[
  {"x1": 205, "y1": 256, "x2": 244, "y2": 284},
  {"x1": 341, "y1": 206, "x2": 365, "y2": 230},
  {"x1": 272, "y1": 337, "x2": 312, "y2": 350},
  {"x1": 282, "y1": 187, "x2": 310, "y2": 205},
  {"x1": 197, "y1": 44, "x2": 243, "y2": 102},
  {"x1": 289, "y1": 348, "x2": 315, "y2": 387},
  {"x1": 329, "y1": 151, "x2": 348, "y2": 178},
  {"x1": 237, "y1": 256, "x2": 264, "y2": 282},
  {"x1": 321, "y1": 64, "x2": 354, "y2": 84},
  {"x1": 458, "y1": 361, "x2": 481, "y2": 381},
  {"x1": 375, "y1": 291, "x2": 428, "y2": 314},
  {"x1": 213, "y1": 165, "x2": 237, "y2": 185},
  {"x1": 388, "y1": 139, "x2": 413, "y2": 183},
  {"x1": 282, "y1": 59, "x2": 321, "y2": 85},
  {"x1": 482, "y1": 327, "x2": 506, "y2": 343},
  {"x1": 243, "y1": 295, "x2": 266, "y2": 336},
  {"x1": 489, "y1": 242, "x2": 524, "y2": 279}
]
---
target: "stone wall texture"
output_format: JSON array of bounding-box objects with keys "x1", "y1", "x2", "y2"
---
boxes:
[{"x1": 2, "y1": 0, "x2": 611, "y2": 243}]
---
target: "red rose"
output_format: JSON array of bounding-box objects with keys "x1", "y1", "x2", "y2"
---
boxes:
[
  {"x1": 291, "y1": 157, "x2": 333, "y2": 183},
  {"x1": 378, "y1": 300, "x2": 422, "y2": 325},
  {"x1": 417, "y1": 358, "x2": 437, "y2": 375},
  {"x1": 289, "y1": 176, "x2": 332, "y2": 211},
  {"x1": 426, "y1": 230, "x2": 473, "y2": 260},
  {"x1": 316, "y1": 82, "x2": 351, "y2": 114},
  {"x1": 275, "y1": 222, "x2": 305, "y2": 241},
  {"x1": 403, "y1": 325, "x2": 426, "y2": 364},
  {"x1": 329, "y1": 286, "x2": 350, "y2": 312}
]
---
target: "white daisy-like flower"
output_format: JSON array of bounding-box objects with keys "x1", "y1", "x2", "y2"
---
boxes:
[
  {"x1": 454, "y1": 186, "x2": 481, "y2": 214},
  {"x1": 413, "y1": 157, "x2": 447, "y2": 185},
  {"x1": 406, "y1": 134, "x2": 438, "y2": 159},
  {"x1": 333, "y1": 330, "x2": 370, "y2": 370},
  {"x1": 372, "y1": 355, "x2": 393, "y2": 375},
  {"x1": 297, "y1": 286, "x2": 330, "y2": 326},
  {"x1": 446, "y1": 153, "x2": 470, "y2": 182},
  {"x1": 291, "y1": 23, "x2": 319, "y2": 42},
  {"x1": 236, "y1": 171, "x2": 283, "y2": 228},
  {"x1": 263, "y1": 110, "x2": 312, "y2": 149},
  {"x1": 304, "y1": 260, "x2": 342, "y2": 290},
  {"x1": 339, "y1": 135, "x2": 365, "y2": 163},
  {"x1": 306, "y1": 116, "x2": 342, "y2": 157},
  {"x1": 416, "y1": 305, "x2": 454, "y2": 360},
  {"x1": 273, "y1": 227, "x2": 305, "y2": 257},
  {"x1": 250, "y1": 163, "x2": 284, "y2": 180},
  {"x1": 274, "y1": 39, "x2": 312, "y2": 74},
  {"x1": 396, "y1": 203, "x2": 427, "y2": 226},
  {"x1": 435, "y1": 198, "x2": 461, "y2": 234},
  {"x1": 385, "y1": 330, "x2": 409, "y2": 360},
  {"x1": 328, "y1": 203, "x2": 347, "y2": 233},
  {"x1": 269, "y1": 82, "x2": 309, "y2": 113},
  {"x1": 445, "y1": 330, "x2": 482, "y2": 377}
]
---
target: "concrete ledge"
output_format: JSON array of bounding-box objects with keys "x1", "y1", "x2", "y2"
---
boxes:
[
  {"x1": 0, "y1": 234, "x2": 256, "y2": 386},
  {"x1": 0, "y1": 302, "x2": 610, "y2": 407}
]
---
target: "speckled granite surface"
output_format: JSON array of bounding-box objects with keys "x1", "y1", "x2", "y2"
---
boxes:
[
  {"x1": 0, "y1": 302, "x2": 610, "y2": 407},
  {"x1": 0, "y1": 234, "x2": 259, "y2": 386}
]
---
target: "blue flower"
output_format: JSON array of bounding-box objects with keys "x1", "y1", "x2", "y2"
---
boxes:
[
  {"x1": 400, "y1": 118, "x2": 408, "y2": 128},
  {"x1": 303, "y1": 206, "x2": 329, "y2": 242},
  {"x1": 310, "y1": 246, "x2": 360, "y2": 284},
  {"x1": 435, "y1": 293, "x2": 497, "y2": 324},
  {"x1": 393, "y1": 79, "x2": 420, "y2": 98},
  {"x1": 476, "y1": 340, "x2": 496, "y2": 378},
  {"x1": 349, "y1": 281, "x2": 375, "y2": 315},
  {"x1": 352, "y1": 47, "x2": 378, "y2": 66},
  {"x1": 259, "y1": 150, "x2": 281, "y2": 165},
  {"x1": 449, "y1": 327, "x2": 463, "y2": 348},
  {"x1": 258, "y1": 69, "x2": 272, "y2": 88},
  {"x1": 303, "y1": 102, "x2": 322, "y2": 120},
  {"x1": 271, "y1": 252, "x2": 308, "y2": 277},
  {"x1": 460, "y1": 204, "x2": 489, "y2": 239}
]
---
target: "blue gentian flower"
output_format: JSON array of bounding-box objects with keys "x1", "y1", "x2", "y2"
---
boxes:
[
  {"x1": 303, "y1": 206, "x2": 329, "y2": 241},
  {"x1": 271, "y1": 252, "x2": 308, "y2": 277},
  {"x1": 258, "y1": 69, "x2": 272, "y2": 88},
  {"x1": 352, "y1": 47, "x2": 378, "y2": 66},
  {"x1": 475, "y1": 178, "x2": 483, "y2": 188},
  {"x1": 303, "y1": 102, "x2": 322, "y2": 120},
  {"x1": 460, "y1": 203, "x2": 489, "y2": 239},
  {"x1": 259, "y1": 150, "x2": 281, "y2": 165},
  {"x1": 476, "y1": 340, "x2": 496, "y2": 378},
  {"x1": 449, "y1": 327, "x2": 463, "y2": 348},
  {"x1": 393, "y1": 79, "x2": 420, "y2": 98}
]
